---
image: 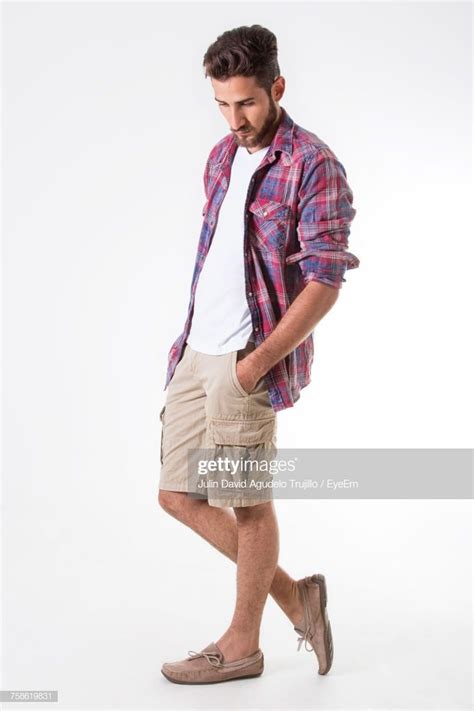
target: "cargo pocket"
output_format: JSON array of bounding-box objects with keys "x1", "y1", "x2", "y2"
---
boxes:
[
  {"x1": 207, "y1": 417, "x2": 277, "y2": 502},
  {"x1": 159, "y1": 405, "x2": 166, "y2": 465},
  {"x1": 209, "y1": 417, "x2": 276, "y2": 446}
]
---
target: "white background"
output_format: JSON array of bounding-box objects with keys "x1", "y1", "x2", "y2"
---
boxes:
[{"x1": 2, "y1": 1, "x2": 472, "y2": 709}]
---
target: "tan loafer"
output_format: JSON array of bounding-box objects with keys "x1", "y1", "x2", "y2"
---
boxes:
[
  {"x1": 294, "y1": 574, "x2": 334, "y2": 674},
  {"x1": 161, "y1": 642, "x2": 264, "y2": 685}
]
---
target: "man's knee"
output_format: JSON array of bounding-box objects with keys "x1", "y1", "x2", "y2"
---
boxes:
[
  {"x1": 233, "y1": 500, "x2": 274, "y2": 524},
  {"x1": 158, "y1": 489, "x2": 186, "y2": 515},
  {"x1": 157, "y1": 489, "x2": 202, "y2": 519}
]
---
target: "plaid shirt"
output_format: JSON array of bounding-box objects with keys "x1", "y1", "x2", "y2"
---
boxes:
[{"x1": 163, "y1": 106, "x2": 359, "y2": 412}]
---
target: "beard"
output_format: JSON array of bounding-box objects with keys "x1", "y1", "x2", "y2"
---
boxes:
[{"x1": 234, "y1": 98, "x2": 280, "y2": 149}]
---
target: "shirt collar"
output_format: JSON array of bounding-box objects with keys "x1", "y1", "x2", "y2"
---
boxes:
[{"x1": 215, "y1": 105, "x2": 295, "y2": 168}]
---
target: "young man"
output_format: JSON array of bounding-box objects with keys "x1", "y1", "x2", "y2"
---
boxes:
[{"x1": 158, "y1": 24, "x2": 359, "y2": 684}]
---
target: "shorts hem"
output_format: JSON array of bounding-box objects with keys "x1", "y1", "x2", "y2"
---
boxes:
[{"x1": 208, "y1": 498, "x2": 274, "y2": 508}]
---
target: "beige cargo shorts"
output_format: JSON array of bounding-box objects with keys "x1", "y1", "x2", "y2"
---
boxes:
[{"x1": 158, "y1": 339, "x2": 278, "y2": 508}]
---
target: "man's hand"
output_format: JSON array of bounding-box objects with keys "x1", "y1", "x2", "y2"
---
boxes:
[
  {"x1": 235, "y1": 358, "x2": 261, "y2": 394},
  {"x1": 236, "y1": 281, "x2": 340, "y2": 390}
]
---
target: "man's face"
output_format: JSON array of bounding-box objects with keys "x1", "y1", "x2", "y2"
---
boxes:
[{"x1": 211, "y1": 75, "x2": 285, "y2": 153}]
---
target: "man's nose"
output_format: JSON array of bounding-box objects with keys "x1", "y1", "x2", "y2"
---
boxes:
[{"x1": 229, "y1": 109, "x2": 245, "y2": 131}]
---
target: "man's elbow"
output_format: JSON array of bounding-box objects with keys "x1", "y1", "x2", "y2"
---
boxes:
[{"x1": 303, "y1": 278, "x2": 341, "y2": 305}]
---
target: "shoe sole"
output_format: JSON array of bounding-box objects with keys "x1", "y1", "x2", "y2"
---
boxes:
[
  {"x1": 312, "y1": 573, "x2": 334, "y2": 675},
  {"x1": 161, "y1": 669, "x2": 263, "y2": 685}
]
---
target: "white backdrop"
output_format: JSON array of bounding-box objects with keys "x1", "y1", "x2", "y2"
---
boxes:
[{"x1": 2, "y1": 2, "x2": 472, "y2": 709}]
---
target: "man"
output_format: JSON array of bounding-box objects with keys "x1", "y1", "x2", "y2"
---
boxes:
[{"x1": 158, "y1": 24, "x2": 359, "y2": 684}]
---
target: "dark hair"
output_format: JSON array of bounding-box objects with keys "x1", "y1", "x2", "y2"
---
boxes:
[{"x1": 203, "y1": 25, "x2": 280, "y2": 96}]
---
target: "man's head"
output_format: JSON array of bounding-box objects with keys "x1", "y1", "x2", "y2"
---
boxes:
[{"x1": 203, "y1": 25, "x2": 285, "y2": 153}]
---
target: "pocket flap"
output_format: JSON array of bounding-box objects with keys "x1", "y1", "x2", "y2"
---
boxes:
[
  {"x1": 210, "y1": 417, "x2": 276, "y2": 446},
  {"x1": 248, "y1": 198, "x2": 290, "y2": 220}
]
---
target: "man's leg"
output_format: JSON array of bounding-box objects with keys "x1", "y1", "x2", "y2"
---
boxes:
[
  {"x1": 158, "y1": 341, "x2": 305, "y2": 635},
  {"x1": 214, "y1": 501, "x2": 279, "y2": 661},
  {"x1": 158, "y1": 490, "x2": 305, "y2": 630}
]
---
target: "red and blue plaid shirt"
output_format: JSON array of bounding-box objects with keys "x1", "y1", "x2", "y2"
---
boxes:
[{"x1": 164, "y1": 106, "x2": 359, "y2": 412}]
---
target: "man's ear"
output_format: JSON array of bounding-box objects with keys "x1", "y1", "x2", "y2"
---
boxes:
[{"x1": 273, "y1": 76, "x2": 285, "y2": 102}]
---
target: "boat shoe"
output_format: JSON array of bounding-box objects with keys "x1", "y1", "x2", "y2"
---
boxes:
[
  {"x1": 293, "y1": 574, "x2": 334, "y2": 674},
  {"x1": 161, "y1": 641, "x2": 264, "y2": 684}
]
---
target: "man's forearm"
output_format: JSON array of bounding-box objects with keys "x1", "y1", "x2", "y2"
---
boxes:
[{"x1": 245, "y1": 280, "x2": 339, "y2": 380}]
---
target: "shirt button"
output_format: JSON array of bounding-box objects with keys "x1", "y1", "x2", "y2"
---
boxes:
[
  {"x1": 248, "y1": 291, "x2": 253, "y2": 296},
  {"x1": 254, "y1": 326, "x2": 260, "y2": 332},
  {"x1": 263, "y1": 210, "x2": 268, "y2": 216}
]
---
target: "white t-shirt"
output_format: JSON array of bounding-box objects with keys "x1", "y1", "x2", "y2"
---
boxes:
[{"x1": 186, "y1": 143, "x2": 270, "y2": 355}]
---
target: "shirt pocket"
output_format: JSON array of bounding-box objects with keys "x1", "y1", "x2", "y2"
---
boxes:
[{"x1": 247, "y1": 197, "x2": 290, "y2": 251}]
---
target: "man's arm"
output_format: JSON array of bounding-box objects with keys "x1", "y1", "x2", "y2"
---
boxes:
[
  {"x1": 237, "y1": 281, "x2": 338, "y2": 391},
  {"x1": 237, "y1": 147, "x2": 358, "y2": 393}
]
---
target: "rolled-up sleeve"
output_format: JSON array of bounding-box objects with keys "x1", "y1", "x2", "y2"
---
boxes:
[{"x1": 285, "y1": 148, "x2": 359, "y2": 289}]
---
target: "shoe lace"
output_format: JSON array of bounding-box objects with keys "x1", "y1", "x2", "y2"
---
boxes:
[
  {"x1": 295, "y1": 627, "x2": 314, "y2": 653},
  {"x1": 187, "y1": 650, "x2": 223, "y2": 668},
  {"x1": 295, "y1": 581, "x2": 315, "y2": 653}
]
